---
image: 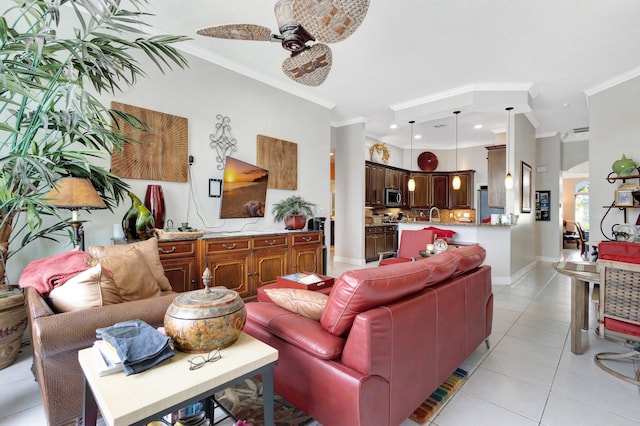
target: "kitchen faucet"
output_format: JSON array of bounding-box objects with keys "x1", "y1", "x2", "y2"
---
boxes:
[{"x1": 429, "y1": 207, "x2": 440, "y2": 223}]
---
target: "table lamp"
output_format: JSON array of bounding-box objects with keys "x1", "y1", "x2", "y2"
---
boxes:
[{"x1": 46, "y1": 177, "x2": 107, "y2": 251}]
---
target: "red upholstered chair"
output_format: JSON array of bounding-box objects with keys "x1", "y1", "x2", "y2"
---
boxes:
[
  {"x1": 378, "y1": 229, "x2": 435, "y2": 266},
  {"x1": 595, "y1": 242, "x2": 640, "y2": 385}
]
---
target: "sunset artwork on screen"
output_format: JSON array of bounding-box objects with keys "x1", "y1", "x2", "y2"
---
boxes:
[{"x1": 220, "y1": 156, "x2": 269, "y2": 219}]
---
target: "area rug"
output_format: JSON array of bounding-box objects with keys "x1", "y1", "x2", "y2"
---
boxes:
[
  {"x1": 214, "y1": 378, "x2": 314, "y2": 426},
  {"x1": 409, "y1": 368, "x2": 469, "y2": 424}
]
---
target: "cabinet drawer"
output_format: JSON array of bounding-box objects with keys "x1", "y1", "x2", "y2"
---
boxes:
[
  {"x1": 202, "y1": 238, "x2": 250, "y2": 254},
  {"x1": 253, "y1": 235, "x2": 288, "y2": 249},
  {"x1": 157, "y1": 240, "x2": 196, "y2": 259},
  {"x1": 290, "y1": 232, "x2": 321, "y2": 246}
]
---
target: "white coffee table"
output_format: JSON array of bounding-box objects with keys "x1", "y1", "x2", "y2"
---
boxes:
[{"x1": 79, "y1": 332, "x2": 278, "y2": 426}]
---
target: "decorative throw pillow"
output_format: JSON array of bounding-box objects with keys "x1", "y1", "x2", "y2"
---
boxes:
[
  {"x1": 95, "y1": 247, "x2": 162, "y2": 302},
  {"x1": 263, "y1": 288, "x2": 329, "y2": 321},
  {"x1": 88, "y1": 237, "x2": 172, "y2": 291},
  {"x1": 48, "y1": 264, "x2": 109, "y2": 312}
]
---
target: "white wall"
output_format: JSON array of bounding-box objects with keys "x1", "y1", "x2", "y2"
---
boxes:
[
  {"x1": 589, "y1": 75, "x2": 640, "y2": 241},
  {"x1": 334, "y1": 123, "x2": 366, "y2": 264},
  {"x1": 509, "y1": 113, "x2": 537, "y2": 275},
  {"x1": 536, "y1": 134, "x2": 563, "y2": 261},
  {"x1": 8, "y1": 52, "x2": 332, "y2": 283}
]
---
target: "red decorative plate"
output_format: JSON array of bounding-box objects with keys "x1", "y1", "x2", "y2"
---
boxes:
[{"x1": 418, "y1": 152, "x2": 438, "y2": 171}]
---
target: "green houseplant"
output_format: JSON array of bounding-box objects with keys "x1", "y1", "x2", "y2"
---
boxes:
[
  {"x1": 0, "y1": 0, "x2": 189, "y2": 287},
  {"x1": 272, "y1": 195, "x2": 318, "y2": 230},
  {"x1": 0, "y1": 0, "x2": 188, "y2": 369}
]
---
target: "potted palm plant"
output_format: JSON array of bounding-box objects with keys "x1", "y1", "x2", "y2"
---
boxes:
[
  {"x1": 272, "y1": 195, "x2": 318, "y2": 230},
  {"x1": 0, "y1": 0, "x2": 189, "y2": 368}
]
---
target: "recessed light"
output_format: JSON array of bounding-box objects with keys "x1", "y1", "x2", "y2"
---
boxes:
[
  {"x1": 414, "y1": 134, "x2": 422, "y2": 139},
  {"x1": 474, "y1": 124, "x2": 482, "y2": 129},
  {"x1": 562, "y1": 103, "x2": 571, "y2": 108},
  {"x1": 389, "y1": 124, "x2": 398, "y2": 129}
]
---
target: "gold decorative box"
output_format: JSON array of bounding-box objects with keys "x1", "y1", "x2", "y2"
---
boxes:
[{"x1": 164, "y1": 269, "x2": 246, "y2": 353}]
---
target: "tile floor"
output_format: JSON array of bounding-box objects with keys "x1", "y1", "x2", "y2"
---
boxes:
[{"x1": 1, "y1": 249, "x2": 639, "y2": 426}]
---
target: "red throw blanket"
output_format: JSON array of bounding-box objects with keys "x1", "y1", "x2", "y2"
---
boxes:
[{"x1": 19, "y1": 250, "x2": 93, "y2": 296}]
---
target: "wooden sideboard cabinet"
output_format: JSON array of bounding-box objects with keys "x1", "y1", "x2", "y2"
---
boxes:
[
  {"x1": 199, "y1": 237, "x2": 253, "y2": 299},
  {"x1": 197, "y1": 231, "x2": 322, "y2": 300},
  {"x1": 289, "y1": 231, "x2": 323, "y2": 274},
  {"x1": 157, "y1": 240, "x2": 198, "y2": 293}
]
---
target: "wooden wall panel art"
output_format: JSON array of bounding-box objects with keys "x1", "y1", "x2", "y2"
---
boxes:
[
  {"x1": 110, "y1": 102, "x2": 188, "y2": 182},
  {"x1": 257, "y1": 135, "x2": 297, "y2": 190}
]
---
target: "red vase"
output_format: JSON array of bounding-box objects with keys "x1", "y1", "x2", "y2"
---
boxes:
[{"x1": 144, "y1": 184, "x2": 165, "y2": 229}]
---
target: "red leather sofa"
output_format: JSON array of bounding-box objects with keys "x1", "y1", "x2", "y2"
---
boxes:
[{"x1": 244, "y1": 245, "x2": 493, "y2": 426}]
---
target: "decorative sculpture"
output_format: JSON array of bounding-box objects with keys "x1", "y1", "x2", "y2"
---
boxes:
[{"x1": 209, "y1": 115, "x2": 237, "y2": 170}]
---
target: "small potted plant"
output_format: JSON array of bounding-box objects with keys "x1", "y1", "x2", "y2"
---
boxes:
[{"x1": 272, "y1": 195, "x2": 318, "y2": 230}]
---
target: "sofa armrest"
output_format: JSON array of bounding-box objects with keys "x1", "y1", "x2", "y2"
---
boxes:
[{"x1": 31, "y1": 292, "x2": 177, "y2": 360}]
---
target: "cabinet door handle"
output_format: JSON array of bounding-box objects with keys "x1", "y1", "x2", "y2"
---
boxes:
[
  {"x1": 158, "y1": 246, "x2": 177, "y2": 254},
  {"x1": 302, "y1": 236, "x2": 312, "y2": 242},
  {"x1": 223, "y1": 243, "x2": 237, "y2": 250},
  {"x1": 265, "y1": 240, "x2": 277, "y2": 245}
]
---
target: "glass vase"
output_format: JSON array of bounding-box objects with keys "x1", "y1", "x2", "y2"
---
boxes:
[{"x1": 144, "y1": 184, "x2": 166, "y2": 229}]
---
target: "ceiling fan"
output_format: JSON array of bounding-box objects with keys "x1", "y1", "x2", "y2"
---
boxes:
[{"x1": 196, "y1": 0, "x2": 370, "y2": 86}]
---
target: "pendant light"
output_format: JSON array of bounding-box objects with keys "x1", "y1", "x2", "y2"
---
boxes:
[
  {"x1": 451, "y1": 110, "x2": 461, "y2": 190},
  {"x1": 408, "y1": 120, "x2": 416, "y2": 192},
  {"x1": 504, "y1": 107, "x2": 514, "y2": 189}
]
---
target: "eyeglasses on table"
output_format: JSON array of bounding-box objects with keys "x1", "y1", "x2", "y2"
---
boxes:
[{"x1": 188, "y1": 349, "x2": 221, "y2": 370}]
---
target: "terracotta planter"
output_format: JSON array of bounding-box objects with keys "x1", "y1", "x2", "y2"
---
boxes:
[
  {"x1": 0, "y1": 291, "x2": 27, "y2": 370},
  {"x1": 284, "y1": 215, "x2": 306, "y2": 230}
]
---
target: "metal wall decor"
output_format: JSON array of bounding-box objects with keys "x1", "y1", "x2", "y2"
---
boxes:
[{"x1": 209, "y1": 115, "x2": 237, "y2": 170}]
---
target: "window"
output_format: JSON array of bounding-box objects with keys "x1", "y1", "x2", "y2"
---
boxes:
[{"x1": 574, "y1": 180, "x2": 589, "y2": 231}]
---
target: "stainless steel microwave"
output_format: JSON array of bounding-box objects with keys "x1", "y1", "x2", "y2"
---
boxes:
[{"x1": 384, "y1": 188, "x2": 402, "y2": 207}]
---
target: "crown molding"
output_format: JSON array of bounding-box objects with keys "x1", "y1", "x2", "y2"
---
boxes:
[{"x1": 584, "y1": 66, "x2": 640, "y2": 98}]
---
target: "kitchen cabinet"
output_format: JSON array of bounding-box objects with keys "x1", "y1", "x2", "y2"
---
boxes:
[
  {"x1": 158, "y1": 240, "x2": 197, "y2": 293},
  {"x1": 385, "y1": 167, "x2": 402, "y2": 189},
  {"x1": 409, "y1": 173, "x2": 431, "y2": 208},
  {"x1": 431, "y1": 173, "x2": 450, "y2": 209},
  {"x1": 400, "y1": 171, "x2": 410, "y2": 207},
  {"x1": 486, "y1": 145, "x2": 506, "y2": 208},
  {"x1": 364, "y1": 225, "x2": 397, "y2": 262},
  {"x1": 365, "y1": 162, "x2": 386, "y2": 207},
  {"x1": 449, "y1": 171, "x2": 475, "y2": 209}
]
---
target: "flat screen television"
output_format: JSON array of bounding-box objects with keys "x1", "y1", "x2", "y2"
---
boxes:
[{"x1": 220, "y1": 156, "x2": 269, "y2": 219}]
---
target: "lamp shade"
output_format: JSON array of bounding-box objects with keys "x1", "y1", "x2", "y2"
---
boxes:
[{"x1": 46, "y1": 177, "x2": 107, "y2": 211}]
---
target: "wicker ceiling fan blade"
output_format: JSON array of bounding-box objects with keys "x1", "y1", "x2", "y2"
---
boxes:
[
  {"x1": 292, "y1": 0, "x2": 370, "y2": 44},
  {"x1": 196, "y1": 24, "x2": 274, "y2": 41},
  {"x1": 282, "y1": 43, "x2": 332, "y2": 86}
]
